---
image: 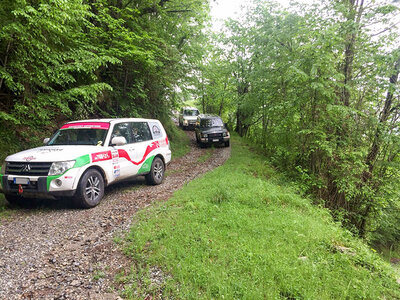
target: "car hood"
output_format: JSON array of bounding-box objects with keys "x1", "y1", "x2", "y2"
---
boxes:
[
  {"x1": 199, "y1": 127, "x2": 228, "y2": 134},
  {"x1": 5, "y1": 145, "x2": 102, "y2": 162}
]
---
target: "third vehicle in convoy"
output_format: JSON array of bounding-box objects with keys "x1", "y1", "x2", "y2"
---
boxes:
[
  {"x1": 179, "y1": 106, "x2": 200, "y2": 130},
  {"x1": 195, "y1": 114, "x2": 230, "y2": 147}
]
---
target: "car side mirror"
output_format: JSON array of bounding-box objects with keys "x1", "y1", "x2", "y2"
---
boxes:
[
  {"x1": 111, "y1": 136, "x2": 127, "y2": 146},
  {"x1": 43, "y1": 138, "x2": 50, "y2": 144}
]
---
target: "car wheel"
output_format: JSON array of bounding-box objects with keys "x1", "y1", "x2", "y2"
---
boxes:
[
  {"x1": 146, "y1": 157, "x2": 165, "y2": 185},
  {"x1": 224, "y1": 140, "x2": 230, "y2": 147},
  {"x1": 74, "y1": 169, "x2": 104, "y2": 208}
]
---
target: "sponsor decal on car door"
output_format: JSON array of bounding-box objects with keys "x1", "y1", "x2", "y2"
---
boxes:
[{"x1": 110, "y1": 122, "x2": 134, "y2": 180}]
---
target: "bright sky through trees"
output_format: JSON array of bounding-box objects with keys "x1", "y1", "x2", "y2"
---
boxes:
[{"x1": 210, "y1": 0, "x2": 314, "y2": 30}]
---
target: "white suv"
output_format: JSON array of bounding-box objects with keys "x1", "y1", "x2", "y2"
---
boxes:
[
  {"x1": 0, "y1": 118, "x2": 171, "y2": 208},
  {"x1": 179, "y1": 107, "x2": 200, "y2": 129}
]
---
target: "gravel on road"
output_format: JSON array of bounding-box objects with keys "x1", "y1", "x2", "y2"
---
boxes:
[{"x1": 0, "y1": 131, "x2": 230, "y2": 299}]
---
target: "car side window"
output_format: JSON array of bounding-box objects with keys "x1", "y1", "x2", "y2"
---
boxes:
[
  {"x1": 148, "y1": 121, "x2": 163, "y2": 139},
  {"x1": 110, "y1": 123, "x2": 132, "y2": 144},
  {"x1": 130, "y1": 122, "x2": 152, "y2": 143}
]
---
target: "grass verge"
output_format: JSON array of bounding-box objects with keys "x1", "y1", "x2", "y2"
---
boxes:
[
  {"x1": 120, "y1": 135, "x2": 400, "y2": 299},
  {"x1": 164, "y1": 122, "x2": 190, "y2": 159},
  {"x1": 0, "y1": 194, "x2": 13, "y2": 219}
]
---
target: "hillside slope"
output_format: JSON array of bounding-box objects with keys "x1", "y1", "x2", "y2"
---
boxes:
[{"x1": 121, "y1": 136, "x2": 400, "y2": 299}]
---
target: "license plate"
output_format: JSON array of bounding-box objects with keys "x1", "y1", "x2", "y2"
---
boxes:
[
  {"x1": 213, "y1": 139, "x2": 219, "y2": 142},
  {"x1": 14, "y1": 177, "x2": 30, "y2": 185}
]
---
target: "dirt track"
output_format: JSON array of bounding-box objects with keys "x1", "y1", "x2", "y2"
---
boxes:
[{"x1": 0, "y1": 131, "x2": 230, "y2": 299}]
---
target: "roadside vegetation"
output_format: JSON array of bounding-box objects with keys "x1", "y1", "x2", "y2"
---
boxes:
[
  {"x1": 120, "y1": 136, "x2": 400, "y2": 299},
  {"x1": 1, "y1": 0, "x2": 400, "y2": 290},
  {"x1": 166, "y1": 123, "x2": 191, "y2": 159}
]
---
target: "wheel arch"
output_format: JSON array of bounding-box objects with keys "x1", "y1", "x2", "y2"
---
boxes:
[
  {"x1": 154, "y1": 154, "x2": 166, "y2": 167},
  {"x1": 79, "y1": 165, "x2": 108, "y2": 186}
]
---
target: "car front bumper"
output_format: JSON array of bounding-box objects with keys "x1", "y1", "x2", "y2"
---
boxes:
[
  {"x1": 200, "y1": 136, "x2": 230, "y2": 144},
  {"x1": 0, "y1": 173, "x2": 77, "y2": 199}
]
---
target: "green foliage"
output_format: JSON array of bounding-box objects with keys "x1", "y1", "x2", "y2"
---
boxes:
[
  {"x1": 121, "y1": 135, "x2": 400, "y2": 299},
  {"x1": 163, "y1": 121, "x2": 191, "y2": 159},
  {"x1": 0, "y1": 0, "x2": 116, "y2": 127},
  {"x1": 0, "y1": 0, "x2": 210, "y2": 159},
  {"x1": 198, "y1": 0, "x2": 400, "y2": 238}
]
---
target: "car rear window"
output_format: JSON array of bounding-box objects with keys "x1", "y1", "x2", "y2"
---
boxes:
[{"x1": 200, "y1": 118, "x2": 223, "y2": 127}]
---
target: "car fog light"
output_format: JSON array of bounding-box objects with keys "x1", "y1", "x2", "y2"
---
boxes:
[{"x1": 55, "y1": 179, "x2": 62, "y2": 187}]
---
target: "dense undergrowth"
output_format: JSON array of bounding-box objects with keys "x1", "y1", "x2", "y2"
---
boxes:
[{"x1": 120, "y1": 135, "x2": 400, "y2": 299}]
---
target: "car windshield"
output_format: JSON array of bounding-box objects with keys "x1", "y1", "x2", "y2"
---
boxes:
[
  {"x1": 48, "y1": 123, "x2": 109, "y2": 146},
  {"x1": 183, "y1": 109, "x2": 199, "y2": 116},
  {"x1": 200, "y1": 118, "x2": 223, "y2": 128}
]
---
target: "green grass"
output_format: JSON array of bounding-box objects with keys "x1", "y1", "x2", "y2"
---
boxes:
[
  {"x1": 197, "y1": 148, "x2": 214, "y2": 163},
  {"x1": 120, "y1": 136, "x2": 400, "y2": 299},
  {"x1": 164, "y1": 123, "x2": 190, "y2": 159},
  {"x1": 376, "y1": 246, "x2": 400, "y2": 277},
  {"x1": 0, "y1": 194, "x2": 11, "y2": 218},
  {"x1": 93, "y1": 269, "x2": 106, "y2": 281}
]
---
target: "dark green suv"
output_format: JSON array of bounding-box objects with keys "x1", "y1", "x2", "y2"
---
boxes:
[{"x1": 195, "y1": 115, "x2": 230, "y2": 147}]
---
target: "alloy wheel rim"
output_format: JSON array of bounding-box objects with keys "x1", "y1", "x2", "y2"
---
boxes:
[
  {"x1": 85, "y1": 175, "x2": 100, "y2": 202},
  {"x1": 154, "y1": 162, "x2": 163, "y2": 180}
]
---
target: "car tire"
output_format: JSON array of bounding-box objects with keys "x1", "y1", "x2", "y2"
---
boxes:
[
  {"x1": 74, "y1": 169, "x2": 104, "y2": 208},
  {"x1": 145, "y1": 157, "x2": 165, "y2": 185},
  {"x1": 224, "y1": 140, "x2": 230, "y2": 147}
]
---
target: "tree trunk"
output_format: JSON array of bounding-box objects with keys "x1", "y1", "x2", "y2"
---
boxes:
[
  {"x1": 341, "y1": 0, "x2": 364, "y2": 107},
  {"x1": 358, "y1": 55, "x2": 400, "y2": 237},
  {"x1": 0, "y1": 41, "x2": 12, "y2": 91}
]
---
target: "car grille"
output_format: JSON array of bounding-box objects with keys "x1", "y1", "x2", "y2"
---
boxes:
[
  {"x1": 208, "y1": 133, "x2": 223, "y2": 138},
  {"x1": 6, "y1": 162, "x2": 52, "y2": 176}
]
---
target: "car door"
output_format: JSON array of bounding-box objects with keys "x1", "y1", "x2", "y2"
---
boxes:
[
  {"x1": 109, "y1": 122, "x2": 134, "y2": 180},
  {"x1": 129, "y1": 121, "x2": 155, "y2": 174}
]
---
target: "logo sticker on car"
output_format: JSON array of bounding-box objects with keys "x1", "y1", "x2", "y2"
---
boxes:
[
  {"x1": 91, "y1": 151, "x2": 112, "y2": 162},
  {"x1": 113, "y1": 165, "x2": 120, "y2": 177},
  {"x1": 23, "y1": 156, "x2": 36, "y2": 162}
]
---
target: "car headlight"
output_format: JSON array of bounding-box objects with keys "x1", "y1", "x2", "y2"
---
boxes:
[
  {"x1": 183, "y1": 120, "x2": 188, "y2": 125},
  {"x1": 202, "y1": 133, "x2": 208, "y2": 138},
  {"x1": 48, "y1": 161, "x2": 75, "y2": 176}
]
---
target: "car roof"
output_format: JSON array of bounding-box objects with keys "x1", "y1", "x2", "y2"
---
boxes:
[
  {"x1": 182, "y1": 106, "x2": 199, "y2": 110},
  {"x1": 65, "y1": 118, "x2": 160, "y2": 125},
  {"x1": 198, "y1": 114, "x2": 221, "y2": 119}
]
